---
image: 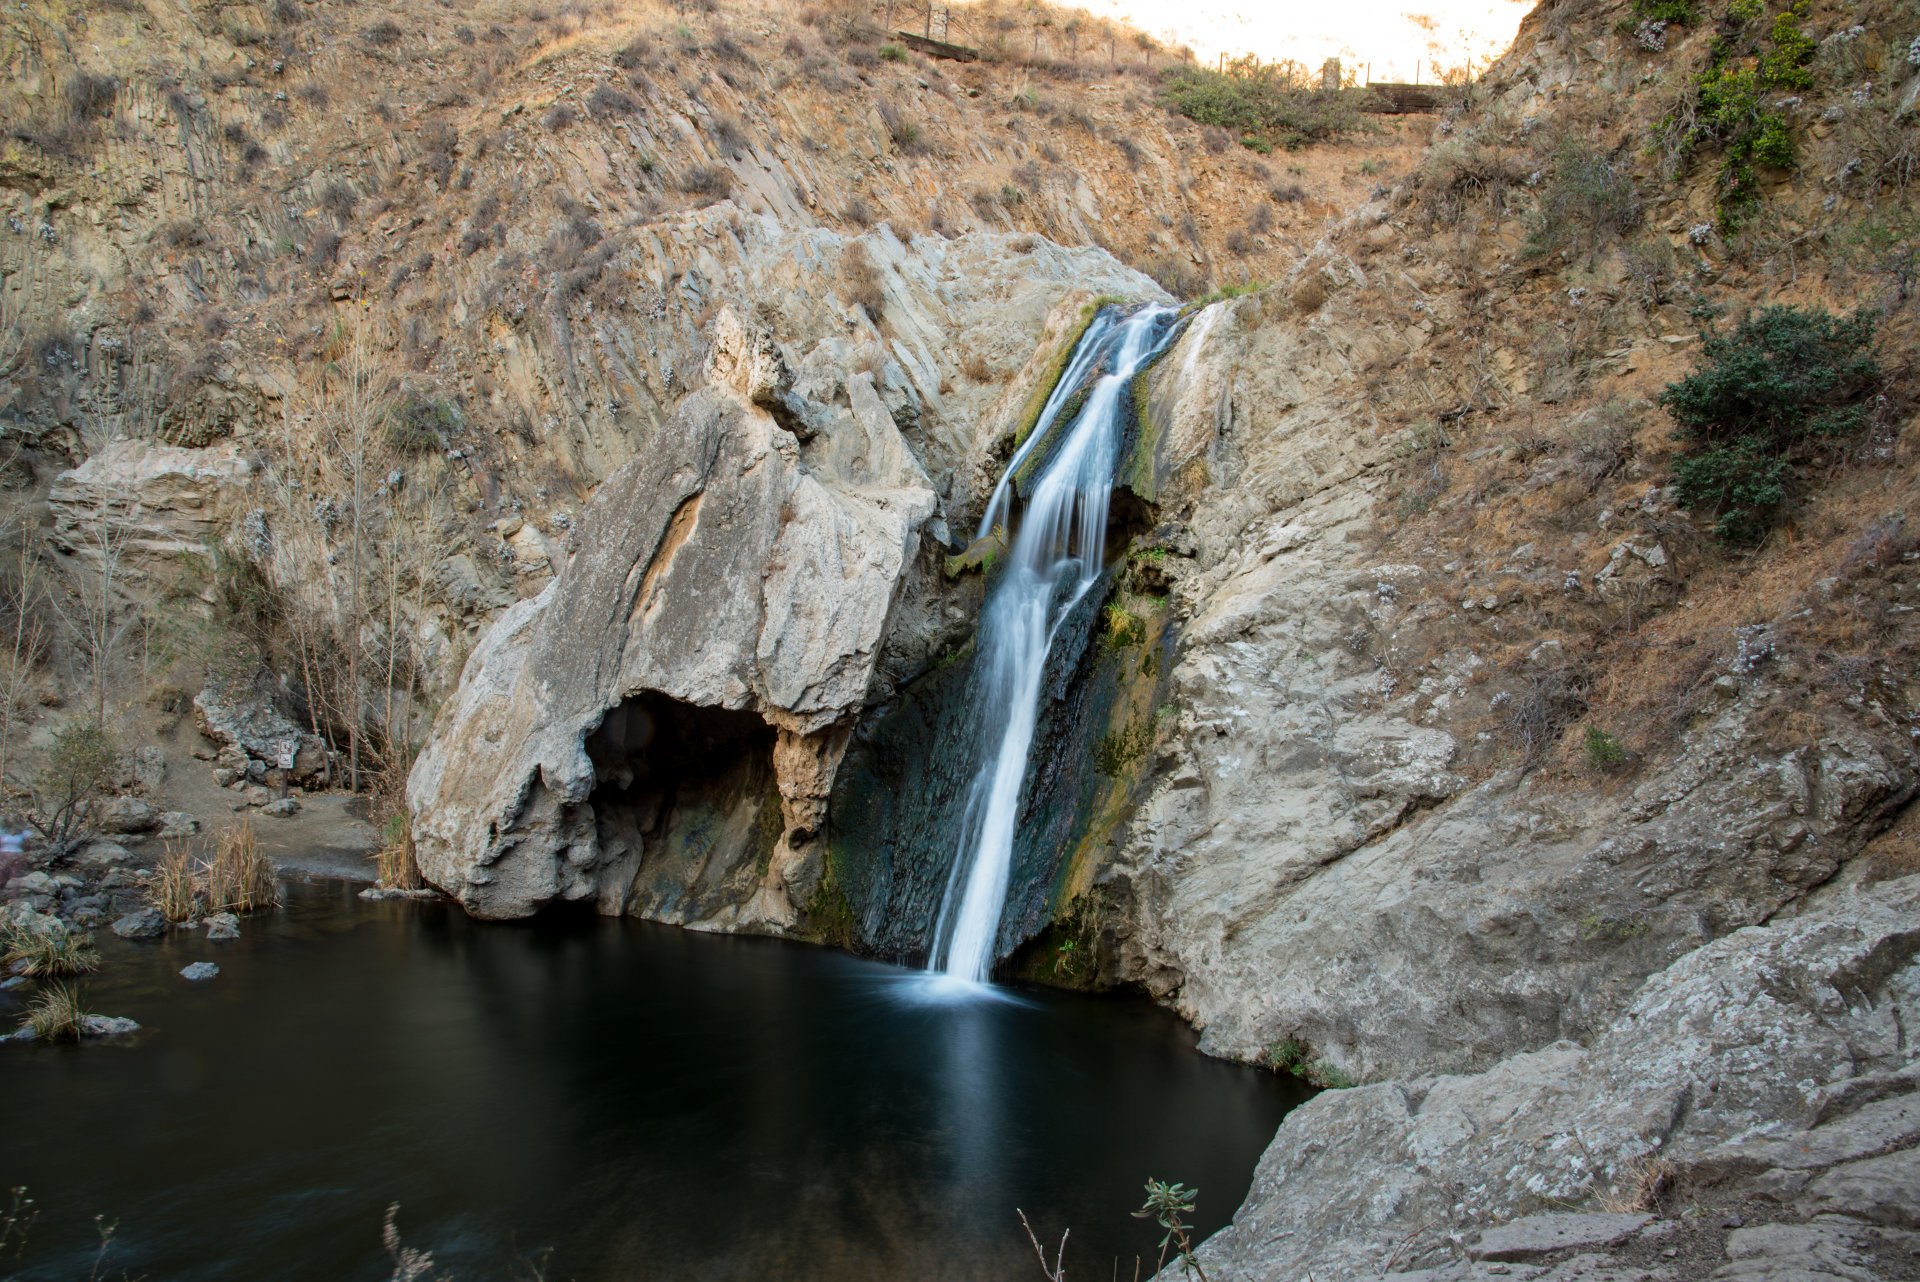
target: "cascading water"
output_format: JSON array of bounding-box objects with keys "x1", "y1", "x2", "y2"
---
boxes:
[{"x1": 927, "y1": 303, "x2": 1183, "y2": 985}]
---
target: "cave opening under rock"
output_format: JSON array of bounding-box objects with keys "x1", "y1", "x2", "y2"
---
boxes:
[{"x1": 583, "y1": 692, "x2": 783, "y2": 918}]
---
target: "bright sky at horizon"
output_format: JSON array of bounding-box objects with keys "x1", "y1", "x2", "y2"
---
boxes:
[{"x1": 1068, "y1": 0, "x2": 1535, "y2": 82}]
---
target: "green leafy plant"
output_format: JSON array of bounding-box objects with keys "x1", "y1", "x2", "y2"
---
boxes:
[
  {"x1": 1159, "y1": 58, "x2": 1361, "y2": 152},
  {"x1": 1133, "y1": 1180, "x2": 1209, "y2": 1281},
  {"x1": 29, "y1": 721, "x2": 118, "y2": 848},
  {"x1": 1526, "y1": 141, "x2": 1640, "y2": 261},
  {"x1": 1660, "y1": 305, "x2": 1881, "y2": 543},
  {"x1": 1660, "y1": 0, "x2": 1818, "y2": 227},
  {"x1": 1583, "y1": 725, "x2": 1630, "y2": 771},
  {"x1": 1268, "y1": 1036, "x2": 1357, "y2": 1088},
  {"x1": 1632, "y1": 0, "x2": 1697, "y2": 21}
]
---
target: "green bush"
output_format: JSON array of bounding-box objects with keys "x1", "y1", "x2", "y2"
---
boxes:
[
  {"x1": 1159, "y1": 59, "x2": 1360, "y2": 152},
  {"x1": 386, "y1": 394, "x2": 458, "y2": 455},
  {"x1": 1632, "y1": 0, "x2": 1697, "y2": 21},
  {"x1": 30, "y1": 722, "x2": 119, "y2": 847},
  {"x1": 1661, "y1": 306, "x2": 1880, "y2": 543},
  {"x1": 1662, "y1": 0, "x2": 1817, "y2": 227},
  {"x1": 1268, "y1": 1036, "x2": 1356, "y2": 1089},
  {"x1": 1583, "y1": 725, "x2": 1630, "y2": 771}
]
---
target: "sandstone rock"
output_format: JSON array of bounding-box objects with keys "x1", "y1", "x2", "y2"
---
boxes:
[
  {"x1": 1470, "y1": 1215, "x2": 1651, "y2": 1262},
  {"x1": 111, "y1": 908, "x2": 166, "y2": 940},
  {"x1": 7, "y1": 871, "x2": 55, "y2": 896},
  {"x1": 76, "y1": 839, "x2": 134, "y2": 868},
  {"x1": 1106, "y1": 292, "x2": 1919, "y2": 1080},
  {"x1": 94, "y1": 795, "x2": 158, "y2": 835},
  {"x1": 1190, "y1": 878, "x2": 1920, "y2": 1282},
  {"x1": 409, "y1": 342, "x2": 940, "y2": 926},
  {"x1": 47, "y1": 440, "x2": 253, "y2": 584},
  {"x1": 2, "y1": 901, "x2": 62, "y2": 935},
  {"x1": 155, "y1": 812, "x2": 201, "y2": 838},
  {"x1": 124, "y1": 746, "x2": 166, "y2": 794},
  {"x1": 77, "y1": 1014, "x2": 139, "y2": 1039}
]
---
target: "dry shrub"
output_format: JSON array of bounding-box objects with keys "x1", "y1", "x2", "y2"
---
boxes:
[
  {"x1": 678, "y1": 165, "x2": 732, "y2": 201},
  {"x1": 205, "y1": 819, "x2": 279, "y2": 913},
  {"x1": 1415, "y1": 135, "x2": 1527, "y2": 228},
  {"x1": 1503, "y1": 664, "x2": 1589, "y2": 769},
  {"x1": 1603, "y1": 1155, "x2": 1677, "y2": 1213},
  {"x1": 374, "y1": 810, "x2": 423, "y2": 890},
  {"x1": 960, "y1": 352, "x2": 995, "y2": 383},
  {"x1": 149, "y1": 842, "x2": 199, "y2": 921},
  {"x1": 2, "y1": 925, "x2": 99, "y2": 978},
  {"x1": 23, "y1": 981, "x2": 88, "y2": 1041},
  {"x1": 841, "y1": 244, "x2": 885, "y2": 320}
]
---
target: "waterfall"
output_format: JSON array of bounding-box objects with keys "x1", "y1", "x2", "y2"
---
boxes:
[{"x1": 928, "y1": 303, "x2": 1182, "y2": 985}]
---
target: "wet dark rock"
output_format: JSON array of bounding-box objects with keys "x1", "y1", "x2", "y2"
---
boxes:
[{"x1": 111, "y1": 908, "x2": 166, "y2": 939}]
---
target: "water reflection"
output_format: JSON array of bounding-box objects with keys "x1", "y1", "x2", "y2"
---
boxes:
[{"x1": 0, "y1": 882, "x2": 1308, "y2": 1280}]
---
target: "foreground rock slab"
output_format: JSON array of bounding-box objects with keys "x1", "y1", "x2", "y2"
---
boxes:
[{"x1": 1190, "y1": 876, "x2": 1920, "y2": 1282}]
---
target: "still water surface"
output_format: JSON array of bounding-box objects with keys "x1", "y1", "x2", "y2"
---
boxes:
[{"x1": 2, "y1": 880, "x2": 1305, "y2": 1280}]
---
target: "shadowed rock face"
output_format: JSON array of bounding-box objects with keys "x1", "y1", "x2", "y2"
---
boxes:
[{"x1": 407, "y1": 312, "x2": 936, "y2": 925}]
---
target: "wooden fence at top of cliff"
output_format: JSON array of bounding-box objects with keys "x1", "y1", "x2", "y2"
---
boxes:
[
  {"x1": 1359, "y1": 83, "x2": 1446, "y2": 114},
  {"x1": 895, "y1": 31, "x2": 978, "y2": 62}
]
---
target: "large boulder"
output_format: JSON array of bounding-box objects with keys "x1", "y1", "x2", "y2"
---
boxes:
[
  {"x1": 193, "y1": 670, "x2": 330, "y2": 785},
  {"x1": 1192, "y1": 876, "x2": 1920, "y2": 1281},
  {"x1": 408, "y1": 311, "x2": 938, "y2": 927}
]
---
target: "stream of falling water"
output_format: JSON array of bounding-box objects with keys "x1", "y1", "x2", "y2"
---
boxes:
[{"x1": 927, "y1": 303, "x2": 1182, "y2": 986}]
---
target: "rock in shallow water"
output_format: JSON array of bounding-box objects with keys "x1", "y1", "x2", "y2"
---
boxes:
[
  {"x1": 180, "y1": 962, "x2": 220, "y2": 981},
  {"x1": 204, "y1": 912, "x2": 240, "y2": 941},
  {"x1": 111, "y1": 908, "x2": 166, "y2": 940}
]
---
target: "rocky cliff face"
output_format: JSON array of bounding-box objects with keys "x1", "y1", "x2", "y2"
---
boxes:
[
  {"x1": 406, "y1": 232, "x2": 1162, "y2": 926},
  {"x1": 5, "y1": 0, "x2": 1919, "y2": 1273}
]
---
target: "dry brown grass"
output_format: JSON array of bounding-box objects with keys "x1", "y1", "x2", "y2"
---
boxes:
[
  {"x1": 960, "y1": 351, "x2": 995, "y2": 382},
  {"x1": 204, "y1": 819, "x2": 280, "y2": 914},
  {"x1": 841, "y1": 243, "x2": 885, "y2": 320},
  {"x1": 1, "y1": 925, "x2": 99, "y2": 978},
  {"x1": 374, "y1": 810, "x2": 424, "y2": 890},
  {"x1": 1602, "y1": 1154, "x2": 1677, "y2": 1213},
  {"x1": 22, "y1": 981, "x2": 88, "y2": 1041},
  {"x1": 148, "y1": 842, "x2": 200, "y2": 922}
]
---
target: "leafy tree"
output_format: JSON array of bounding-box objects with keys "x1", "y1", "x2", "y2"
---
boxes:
[{"x1": 30, "y1": 721, "x2": 118, "y2": 847}]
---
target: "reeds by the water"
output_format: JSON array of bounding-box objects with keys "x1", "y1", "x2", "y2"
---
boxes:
[
  {"x1": 149, "y1": 842, "x2": 199, "y2": 921},
  {"x1": 146, "y1": 822, "x2": 281, "y2": 920},
  {"x1": 22, "y1": 981, "x2": 88, "y2": 1041},
  {"x1": 204, "y1": 819, "x2": 279, "y2": 913},
  {"x1": 0, "y1": 925, "x2": 99, "y2": 978},
  {"x1": 373, "y1": 811, "x2": 422, "y2": 891}
]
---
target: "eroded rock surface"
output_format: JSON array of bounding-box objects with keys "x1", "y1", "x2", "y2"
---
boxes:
[
  {"x1": 1104, "y1": 283, "x2": 1918, "y2": 1081},
  {"x1": 408, "y1": 310, "x2": 941, "y2": 924},
  {"x1": 1190, "y1": 877, "x2": 1920, "y2": 1282}
]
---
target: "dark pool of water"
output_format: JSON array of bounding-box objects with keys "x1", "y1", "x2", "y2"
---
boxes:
[{"x1": 1, "y1": 880, "x2": 1307, "y2": 1280}]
